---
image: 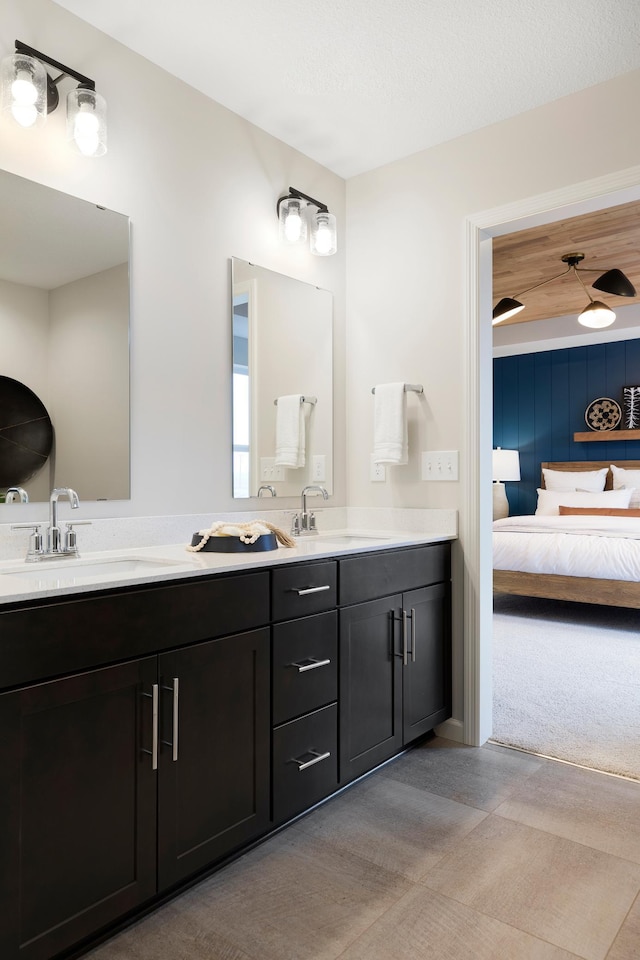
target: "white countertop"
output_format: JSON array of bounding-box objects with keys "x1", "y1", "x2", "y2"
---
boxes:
[{"x1": 0, "y1": 530, "x2": 454, "y2": 605}]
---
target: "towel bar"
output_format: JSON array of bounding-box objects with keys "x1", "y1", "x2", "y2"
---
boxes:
[
  {"x1": 371, "y1": 383, "x2": 423, "y2": 395},
  {"x1": 273, "y1": 395, "x2": 317, "y2": 405}
]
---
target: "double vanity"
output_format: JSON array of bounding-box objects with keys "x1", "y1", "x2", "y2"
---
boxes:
[{"x1": 0, "y1": 530, "x2": 452, "y2": 960}]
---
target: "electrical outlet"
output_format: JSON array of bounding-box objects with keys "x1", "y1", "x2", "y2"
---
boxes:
[
  {"x1": 370, "y1": 455, "x2": 386, "y2": 482},
  {"x1": 422, "y1": 450, "x2": 459, "y2": 481},
  {"x1": 312, "y1": 454, "x2": 326, "y2": 482}
]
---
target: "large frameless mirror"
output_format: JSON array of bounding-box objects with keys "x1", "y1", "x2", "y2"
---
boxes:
[
  {"x1": 231, "y1": 258, "x2": 333, "y2": 499},
  {"x1": 0, "y1": 169, "x2": 130, "y2": 503}
]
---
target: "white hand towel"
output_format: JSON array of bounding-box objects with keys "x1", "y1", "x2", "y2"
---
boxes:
[
  {"x1": 275, "y1": 394, "x2": 305, "y2": 468},
  {"x1": 373, "y1": 383, "x2": 408, "y2": 464}
]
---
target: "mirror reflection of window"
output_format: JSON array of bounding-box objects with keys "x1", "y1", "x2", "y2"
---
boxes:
[{"x1": 232, "y1": 293, "x2": 250, "y2": 498}]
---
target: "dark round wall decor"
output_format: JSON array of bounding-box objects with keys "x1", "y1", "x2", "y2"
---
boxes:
[{"x1": 0, "y1": 376, "x2": 54, "y2": 486}]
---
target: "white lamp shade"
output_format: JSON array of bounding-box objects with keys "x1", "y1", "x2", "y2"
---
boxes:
[{"x1": 492, "y1": 448, "x2": 520, "y2": 482}]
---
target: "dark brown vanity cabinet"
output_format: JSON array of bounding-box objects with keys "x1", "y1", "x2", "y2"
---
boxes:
[
  {"x1": 0, "y1": 657, "x2": 158, "y2": 960},
  {"x1": 0, "y1": 571, "x2": 271, "y2": 960},
  {"x1": 0, "y1": 542, "x2": 451, "y2": 960},
  {"x1": 339, "y1": 544, "x2": 451, "y2": 784},
  {"x1": 271, "y1": 562, "x2": 339, "y2": 824}
]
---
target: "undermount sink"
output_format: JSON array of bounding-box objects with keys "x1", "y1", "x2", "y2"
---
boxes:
[
  {"x1": 0, "y1": 556, "x2": 188, "y2": 585},
  {"x1": 312, "y1": 534, "x2": 392, "y2": 545}
]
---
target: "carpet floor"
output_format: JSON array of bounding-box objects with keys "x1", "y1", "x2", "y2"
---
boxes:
[{"x1": 492, "y1": 594, "x2": 640, "y2": 781}]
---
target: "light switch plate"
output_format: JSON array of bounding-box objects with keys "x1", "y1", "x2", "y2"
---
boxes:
[
  {"x1": 260, "y1": 457, "x2": 285, "y2": 482},
  {"x1": 422, "y1": 450, "x2": 459, "y2": 481}
]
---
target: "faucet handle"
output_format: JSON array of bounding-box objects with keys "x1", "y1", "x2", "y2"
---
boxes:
[
  {"x1": 11, "y1": 523, "x2": 44, "y2": 558},
  {"x1": 64, "y1": 520, "x2": 91, "y2": 553}
]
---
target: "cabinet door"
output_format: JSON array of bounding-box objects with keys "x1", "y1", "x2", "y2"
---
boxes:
[
  {"x1": 339, "y1": 595, "x2": 403, "y2": 784},
  {"x1": 157, "y1": 628, "x2": 270, "y2": 889},
  {"x1": 403, "y1": 583, "x2": 451, "y2": 743},
  {"x1": 0, "y1": 657, "x2": 157, "y2": 960}
]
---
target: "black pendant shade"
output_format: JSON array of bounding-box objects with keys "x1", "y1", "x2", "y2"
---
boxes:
[
  {"x1": 493, "y1": 252, "x2": 636, "y2": 327},
  {"x1": 592, "y1": 268, "x2": 636, "y2": 298}
]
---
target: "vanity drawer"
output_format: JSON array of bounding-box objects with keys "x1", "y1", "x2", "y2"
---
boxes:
[
  {"x1": 271, "y1": 561, "x2": 337, "y2": 622},
  {"x1": 273, "y1": 611, "x2": 337, "y2": 725},
  {"x1": 273, "y1": 703, "x2": 338, "y2": 823},
  {"x1": 339, "y1": 543, "x2": 450, "y2": 606}
]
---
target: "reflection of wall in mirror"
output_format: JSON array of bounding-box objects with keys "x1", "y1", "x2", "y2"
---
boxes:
[
  {"x1": 255, "y1": 272, "x2": 332, "y2": 493},
  {"x1": 0, "y1": 263, "x2": 129, "y2": 500}
]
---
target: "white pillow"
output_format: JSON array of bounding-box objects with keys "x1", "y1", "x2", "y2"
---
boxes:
[
  {"x1": 542, "y1": 467, "x2": 608, "y2": 492},
  {"x1": 535, "y1": 487, "x2": 633, "y2": 516},
  {"x1": 610, "y1": 465, "x2": 640, "y2": 508}
]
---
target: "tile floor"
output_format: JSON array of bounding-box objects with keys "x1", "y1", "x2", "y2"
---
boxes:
[{"x1": 86, "y1": 738, "x2": 640, "y2": 960}]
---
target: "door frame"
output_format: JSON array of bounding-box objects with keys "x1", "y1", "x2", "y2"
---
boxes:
[{"x1": 462, "y1": 162, "x2": 640, "y2": 746}]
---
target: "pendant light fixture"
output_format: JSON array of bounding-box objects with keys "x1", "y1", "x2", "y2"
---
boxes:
[
  {"x1": 1, "y1": 40, "x2": 107, "y2": 157},
  {"x1": 277, "y1": 187, "x2": 337, "y2": 256},
  {"x1": 492, "y1": 252, "x2": 636, "y2": 328}
]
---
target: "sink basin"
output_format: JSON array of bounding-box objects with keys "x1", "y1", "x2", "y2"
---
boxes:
[
  {"x1": 0, "y1": 556, "x2": 189, "y2": 586},
  {"x1": 312, "y1": 534, "x2": 392, "y2": 545}
]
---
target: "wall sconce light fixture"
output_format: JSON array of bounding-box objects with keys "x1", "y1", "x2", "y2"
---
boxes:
[
  {"x1": 493, "y1": 252, "x2": 636, "y2": 329},
  {"x1": 1, "y1": 40, "x2": 107, "y2": 157},
  {"x1": 277, "y1": 186, "x2": 337, "y2": 256}
]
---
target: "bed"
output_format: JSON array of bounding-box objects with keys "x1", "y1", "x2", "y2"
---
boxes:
[{"x1": 493, "y1": 460, "x2": 640, "y2": 608}]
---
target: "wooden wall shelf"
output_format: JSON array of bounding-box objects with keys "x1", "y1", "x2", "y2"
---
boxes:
[{"x1": 574, "y1": 429, "x2": 640, "y2": 442}]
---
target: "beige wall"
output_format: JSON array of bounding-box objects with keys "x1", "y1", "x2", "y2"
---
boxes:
[{"x1": 0, "y1": 0, "x2": 346, "y2": 519}]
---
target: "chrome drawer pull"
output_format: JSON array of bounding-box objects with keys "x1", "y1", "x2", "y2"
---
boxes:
[
  {"x1": 292, "y1": 749, "x2": 331, "y2": 771},
  {"x1": 295, "y1": 584, "x2": 331, "y2": 596},
  {"x1": 290, "y1": 657, "x2": 331, "y2": 673},
  {"x1": 410, "y1": 607, "x2": 416, "y2": 662},
  {"x1": 141, "y1": 683, "x2": 159, "y2": 770},
  {"x1": 161, "y1": 678, "x2": 180, "y2": 761}
]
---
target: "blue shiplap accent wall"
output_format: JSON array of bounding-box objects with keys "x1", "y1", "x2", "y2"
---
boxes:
[{"x1": 493, "y1": 339, "x2": 640, "y2": 516}]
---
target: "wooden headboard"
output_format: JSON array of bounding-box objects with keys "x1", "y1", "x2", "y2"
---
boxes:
[{"x1": 540, "y1": 461, "x2": 640, "y2": 489}]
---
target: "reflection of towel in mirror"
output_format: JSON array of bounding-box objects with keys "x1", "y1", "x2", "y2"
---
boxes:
[
  {"x1": 275, "y1": 394, "x2": 305, "y2": 468},
  {"x1": 373, "y1": 383, "x2": 408, "y2": 464}
]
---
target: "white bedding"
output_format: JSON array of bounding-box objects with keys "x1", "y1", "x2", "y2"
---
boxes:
[{"x1": 493, "y1": 514, "x2": 640, "y2": 582}]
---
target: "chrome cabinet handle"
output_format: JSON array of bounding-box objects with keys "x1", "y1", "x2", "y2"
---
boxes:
[
  {"x1": 410, "y1": 607, "x2": 416, "y2": 662},
  {"x1": 290, "y1": 657, "x2": 331, "y2": 673},
  {"x1": 142, "y1": 684, "x2": 159, "y2": 770},
  {"x1": 402, "y1": 609, "x2": 408, "y2": 666},
  {"x1": 292, "y1": 749, "x2": 331, "y2": 771},
  {"x1": 161, "y1": 678, "x2": 179, "y2": 762},
  {"x1": 295, "y1": 584, "x2": 331, "y2": 596}
]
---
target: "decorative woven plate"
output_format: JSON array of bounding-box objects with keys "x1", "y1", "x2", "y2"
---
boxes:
[{"x1": 584, "y1": 397, "x2": 622, "y2": 431}]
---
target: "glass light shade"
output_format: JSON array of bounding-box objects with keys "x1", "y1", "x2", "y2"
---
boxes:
[
  {"x1": 67, "y1": 87, "x2": 107, "y2": 157},
  {"x1": 278, "y1": 198, "x2": 307, "y2": 244},
  {"x1": 310, "y1": 211, "x2": 337, "y2": 256},
  {"x1": 492, "y1": 448, "x2": 520, "y2": 482},
  {"x1": 578, "y1": 301, "x2": 616, "y2": 329},
  {"x1": 492, "y1": 297, "x2": 525, "y2": 324},
  {"x1": 1, "y1": 52, "x2": 47, "y2": 128}
]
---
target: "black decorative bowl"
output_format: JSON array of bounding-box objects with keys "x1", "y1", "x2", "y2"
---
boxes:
[{"x1": 190, "y1": 532, "x2": 278, "y2": 553}]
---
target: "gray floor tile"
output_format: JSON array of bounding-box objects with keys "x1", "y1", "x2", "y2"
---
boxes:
[
  {"x1": 606, "y1": 892, "x2": 640, "y2": 960},
  {"x1": 292, "y1": 773, "x2": 487, "y2": 881},
  {"x1": 494, "y1": 758, "x2": 640, "y2": 863},
  {"x1": 422, "y1": 814, "x2": 640, "y2": 960},
  {"x1": 380, "y1": 736, "x2": 544, "y2": 812},
  {"x1": 339, "y1": 885, "x2": 579, "y2": 960}
]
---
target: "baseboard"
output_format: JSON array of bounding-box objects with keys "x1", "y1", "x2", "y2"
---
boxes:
[{"x1": 434, "y1": 717, "x2": 464, "y2": 743}]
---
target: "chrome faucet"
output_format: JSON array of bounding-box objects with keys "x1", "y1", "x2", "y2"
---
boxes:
[
  {"x1": 257, "y1": 484, "x2": 277, "y2": 497},
  {"x1": 291, "y1": 485, "x2": 329, "y2": 536},
  {"x1": 47, "y1": 487, "x2": 80, "y2": 554},
  {"x1": 5, "y1": 486, "x2": 29, "y2": 503},
  {"x1": 12, "y1": 487, "x2": 89, "y2": 561}
]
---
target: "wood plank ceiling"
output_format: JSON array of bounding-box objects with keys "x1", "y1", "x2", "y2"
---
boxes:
[{"x1": 492, "y1": 200, "x2": 640, "y2": 325}]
